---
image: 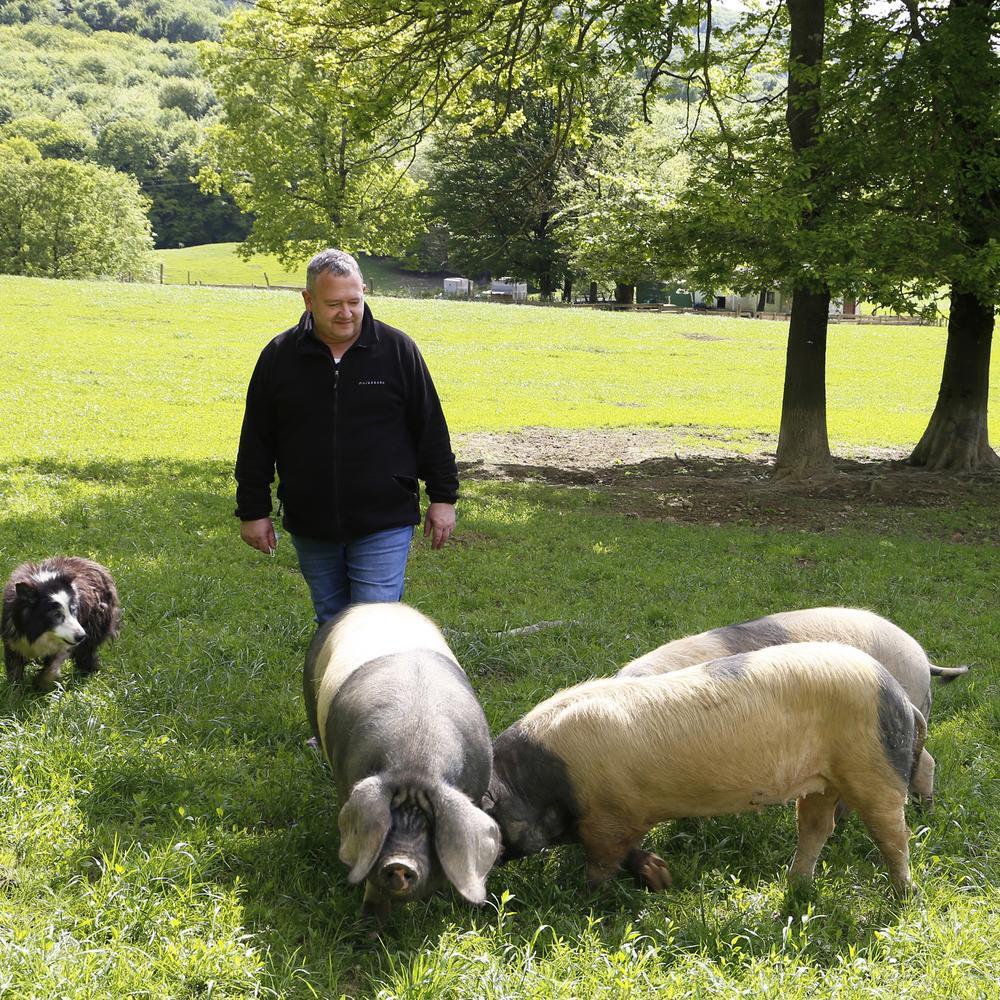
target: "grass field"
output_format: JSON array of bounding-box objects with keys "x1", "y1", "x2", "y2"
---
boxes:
[
  {"x1": 2, "y1": 276, "x2": 996, "y2": 460},
  {"x1": 0, "y1": 274, "x2": 997, "y2": 998},
  {"x1": 149, "y1": 244, "x2": 449, "y2": 296}
]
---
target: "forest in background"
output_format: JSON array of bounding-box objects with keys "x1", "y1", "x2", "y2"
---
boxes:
[{"x1": 0, "y1": 0, "x2": 246, "y2": 250}]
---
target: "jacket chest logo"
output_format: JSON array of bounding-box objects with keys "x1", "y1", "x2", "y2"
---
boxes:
[{"x1": 356, "y1": 379, "x2": 387, "y2": 386}]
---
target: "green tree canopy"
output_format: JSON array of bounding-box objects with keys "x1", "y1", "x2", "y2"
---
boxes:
[
  {"x1": 0, "y1": 0, "x2": 229, "y2": 43},
  {"x1": 0, "y1": 112, "x2": 95, "y2": 159},
  {"x1": 557, "y1": 101, "x2": 690, "y2": 291},
  {"x1": 0, "y1": 143, "x2": 153, "y2": 277},
  {"x1": 200, "y1": 4, "x2": 427, "y2": 264},
  {"x1": 0, "y1": 20, "x2": 249, "y2": 248},
  {"x1": 424, "y1": 81, "x2": 625, "y2": 297}
]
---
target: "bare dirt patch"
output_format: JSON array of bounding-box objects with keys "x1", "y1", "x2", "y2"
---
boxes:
[{"x1": 453, "y1": 427, "x2": 1000, "y2": 542}]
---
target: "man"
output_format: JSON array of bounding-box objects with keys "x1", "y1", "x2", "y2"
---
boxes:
[{"x1": 235, "y1": 248, "x2": 457, "y2": 622}]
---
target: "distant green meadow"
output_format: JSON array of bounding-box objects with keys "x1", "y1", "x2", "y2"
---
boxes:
[
  {"x1": 0, "y1": 274, "x2": 997, "y2": 998},
  {"x1": 149, "y1": 243, "x2": 446, "y2": 296},
  {"x1": 2, "y1": 275, "x2": 996, "y2": 462}
]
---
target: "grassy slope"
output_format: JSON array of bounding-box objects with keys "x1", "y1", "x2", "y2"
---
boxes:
[
  {"x1": 0, "y1": 275, "x2": 997, "y2": 998},
  {"x1": 150, "y1": 244, "x2": 447, "y2": 295}
]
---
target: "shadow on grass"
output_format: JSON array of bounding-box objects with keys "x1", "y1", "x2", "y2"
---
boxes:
[
  {"x1": 0, "y1": 677, "x2": 69, "y2": 724},
  {"x1": 0, "y1": 456, "x2": 983, "y2": 993},
  {"x1": 488, "y1": 813, "x2": 907, "y2": 973},
  {"x1": 460, "y1": 452, "x2": 1000, "y2": 542}
]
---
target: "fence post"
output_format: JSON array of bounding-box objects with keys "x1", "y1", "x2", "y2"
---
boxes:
[
  {"x1": 264, "y1": 272, "x2": 270, "y2": 287},
  {"x1": 187, "y1": 271, "x2": 191, "y2": 285}
]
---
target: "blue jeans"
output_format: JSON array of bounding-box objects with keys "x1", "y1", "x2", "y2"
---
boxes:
[{"x1": 290, "y1": 526, "x2": 415, "y2": 624}]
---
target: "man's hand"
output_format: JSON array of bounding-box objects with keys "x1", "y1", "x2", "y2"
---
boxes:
[
  {"x1": 423, "y1": 502, "x2": 456, "y2": 550},
  {"x1": 240, "y1": 517, "x2": 277, "y2": 554}
]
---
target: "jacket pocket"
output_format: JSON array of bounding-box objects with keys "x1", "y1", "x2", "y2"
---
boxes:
[{"x1": 392, "y1": 475, "x2": 419, "y2": 497}]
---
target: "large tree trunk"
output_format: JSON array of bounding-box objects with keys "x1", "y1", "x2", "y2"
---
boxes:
[
  {"x1": 775, "y1": 288, "x2": 834, "y2": 478},
  {"x1": 774, "y1": 0, "x2": 834, "y2": 479},
  {"x1": 614, "y1": 282, "x2": 634, "y2": 304},
  {"x1": 908, "y1": 288, "x2": 998, "y2": 471},
  {"x1": 908, "y1": 0, "x2": 998, "y2": 473}
]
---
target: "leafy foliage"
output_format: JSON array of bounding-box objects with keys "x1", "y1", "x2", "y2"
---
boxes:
[
  {"x1": 0, "y1": 0, "x2": 229, "y2": 43},
  {"x1": 199, "y1": 4, "x2": 428, "y2": 264},
  {"x1": 423, "y1": 78, "x2": 636, "y2": 294},
  {"x1": 0, "y1": 139, "x2": 153, "y2": 277},
  {"x1": 0, "y1": 111, "x2": 95, "y2": 158},
  {"x1": 0, "y1": 20, "x2": 248, "y2": 248},
  {"x1": 836, "y1": 0, "x2": 1000, "y2": 308},
  {"x1": 557, "y1": 101, "x2": 690, "y2": 288},
  {"x1": 200, "y1": 1, "x2": 700, "y2": 267}
]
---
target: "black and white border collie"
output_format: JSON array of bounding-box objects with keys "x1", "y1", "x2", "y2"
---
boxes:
[{"x1": 2, "y1": 557, "x2": 121, "y2": 690}]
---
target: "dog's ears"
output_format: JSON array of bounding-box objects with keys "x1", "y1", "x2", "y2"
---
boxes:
[{"x1": 14, "y1": 582, "x2": 37, "y2": 604}]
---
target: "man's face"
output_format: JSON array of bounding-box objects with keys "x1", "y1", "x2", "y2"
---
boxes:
[{"x1": 302, "y1": 270, "x2": 365, "y2": 348}]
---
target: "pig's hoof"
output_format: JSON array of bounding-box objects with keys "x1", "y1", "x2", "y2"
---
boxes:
[
  {"x1": 625, "y1": 849, "x2": 673, "y2": 891},
  {"x1": 785, "y1": 872, "x2": 817, "y2": 900}
]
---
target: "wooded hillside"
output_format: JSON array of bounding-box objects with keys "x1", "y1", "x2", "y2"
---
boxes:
[{"x1": 0, "y1": 3, "x2": 246, "y2": 249}]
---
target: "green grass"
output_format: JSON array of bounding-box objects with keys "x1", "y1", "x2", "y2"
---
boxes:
[
  {"x1": 149, "y1": 243, "x2": 447, "y2": 296},
  {"x1": 2, "y1": 275, "x2": 997, "y2": 459},
  {"x1": 0, "y1": 274, "x2": 997, "y2": 998}
]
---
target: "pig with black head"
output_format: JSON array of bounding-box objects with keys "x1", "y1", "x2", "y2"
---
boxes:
[
  {"x1": 488, "y1": 642, "x2": 926, "y2": 899},
  {"x1": 304, "y1": 603, "x2": 500, "y2": 923}
]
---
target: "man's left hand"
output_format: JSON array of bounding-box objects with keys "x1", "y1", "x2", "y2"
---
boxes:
[{"x1": 424, "y1": 502, "x2": 456, "y2": 550}]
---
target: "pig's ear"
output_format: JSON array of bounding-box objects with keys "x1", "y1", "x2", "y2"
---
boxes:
[
  {"x1": 430, "y1": 784, "x2": 501, "y2": 904},
  {"x1": 338, "y1": 776, "x2": 392, "y2": 884}
]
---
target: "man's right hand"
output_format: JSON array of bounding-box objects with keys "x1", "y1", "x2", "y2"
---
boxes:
[{"x1": 240, "y1": 517, "x2": 277, "y2": 554}]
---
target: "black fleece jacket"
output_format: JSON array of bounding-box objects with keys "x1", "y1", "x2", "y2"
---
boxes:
[{"x1": 235, "y1": 305, "x2": 458, "y2": 542}]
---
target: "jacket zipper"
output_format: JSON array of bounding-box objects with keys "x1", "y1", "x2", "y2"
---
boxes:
[{"x1": 332, "y1": 360, "x2": 342, "y2": 538}]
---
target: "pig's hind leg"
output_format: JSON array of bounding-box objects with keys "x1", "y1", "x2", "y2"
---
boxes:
[
  {"x1": 909, "y1": 749, "x2": 935, "y2": 811},
  {"x1": 854, "y1": 798, "x2": 914, "y2": 898}
]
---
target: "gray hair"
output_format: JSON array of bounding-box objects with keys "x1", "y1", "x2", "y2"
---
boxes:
[{"x1": 306, "y1": 249, "x2": 364, "y2": 292}]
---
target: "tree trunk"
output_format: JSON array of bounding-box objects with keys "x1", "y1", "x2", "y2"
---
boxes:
[
  {"x1": 908, "y1": 0, "x2": 999, "y2": 473},
  {"x1": 614, "y1": 282, "x2": 634, "y2": 304},
  {"x1": 774, "y1": 0, "x2": 834, "y2": 480},
  {"x1": 908, "y1": 288, "x2": 998, "y2": 471},
  {"x1": 562, "y1": 276, "x2": 573, "y2": 302},
  {"x1": 775, "y1": 287, "x2": 834, "y2": 478},
  {"x1": 588, "y1": 281, "x2": 598, "y2": 304}
]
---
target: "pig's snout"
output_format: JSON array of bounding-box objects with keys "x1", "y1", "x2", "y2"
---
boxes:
[{"x1": 379, "y1": 859, "x2": 420, "y2": 895}]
